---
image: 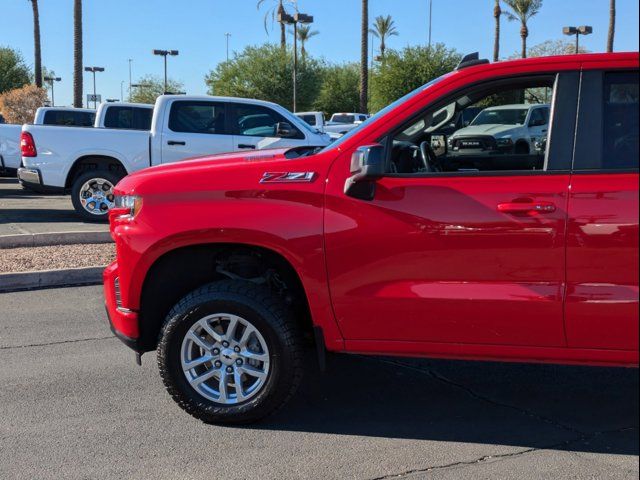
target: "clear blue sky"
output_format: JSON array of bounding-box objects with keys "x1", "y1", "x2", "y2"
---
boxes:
[{"x1": 1, "y1": 0, "x2": 639, "y2": 107}]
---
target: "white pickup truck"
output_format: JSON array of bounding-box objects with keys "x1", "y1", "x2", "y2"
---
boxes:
[
  {"x1": 1, "y1": 107, "x2": 95, "y2": 176},
  {"x1": 19, "y1": 95, "x2": 331, "y2": 220},
  {"x1": 296, "y1": 111, "x2": 369, "y2": 136},
  {"x1": 448, "y1": 103, "x2": 550, "y2": 155}
]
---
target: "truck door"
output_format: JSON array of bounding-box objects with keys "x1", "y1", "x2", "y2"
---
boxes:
[
  {"x1": 324, "y1": 72, "x2": 580, "y2": 348},
  {"x1": 565, "y1": 69, "x2": 639, "y2": 350},
  {"x1": 161, "y1": 100, "x2": 235, "y2": 164}
]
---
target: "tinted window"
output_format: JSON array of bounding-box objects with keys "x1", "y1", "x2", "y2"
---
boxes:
[
  {"x1": 299, "y1": 114, "x2": 316, "y2": 126},
  {"x1": 332, "y1": 114, "x2": 355, "y2": 124},
  {"x1": 103, "y1": 106, "x2": 152, "y2": 130},
  {"x1": 471, "y1": 108, "x2": 528, "y2": 126},
  {"x1": 168, "y1": 101, "x2": 228, "y2": 134},
  {"x1": 602, "y1": 71, "x2": 639, "y2": 169},
  {"x1": 528, "y1": 107, "x2": 549, "y2": 127},
  {"x1": 43, "y1": 110, "x2": 95, "y2": 127},
  {"x1": 234, "y1": 104, "x2": 304, "y2": 139}
]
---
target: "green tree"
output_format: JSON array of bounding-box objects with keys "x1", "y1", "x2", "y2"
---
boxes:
[
  {"x1": 369, "y1": 43, "x2": 461, "y2": 113},
  {"x1": 205, "y1": 44, "x2": 323, "y2": 112},
  {"x1": 525, "y1": 39, "x2": 589, "y2": 57},
  {"x1": 28, "y1": 0, "x2": 42, "y2": 88},
  {"x1": 314, "y1": 63, "x2": 360, "y2": 115},
  {"x1": 130, "y1": 75, "x2": 184, "y2": 104},
  {"x1": 493, "y1": 0, "x2": 502, "y2": 62},
  {"x1": 295, "y1": 25, "x2": 319, "y2": 58},
  {"x1": 0, "y1": 47, "x2": 32, "y2": 94},
  {"x1": 73, "y1": 0, "x2": 83, "y2": 107},
  {"x1": 369, "y1": 15, "x2": 398, "y2": 58},
  {"x1": 607, "y1": 0, "x2": 616, "y2": 52},
  {"x1": 360, "y1": 0, "x2": 369, "y2": 113},
  {"x1": 503, "y1": 0, "x2": 543, "y2": 58}
]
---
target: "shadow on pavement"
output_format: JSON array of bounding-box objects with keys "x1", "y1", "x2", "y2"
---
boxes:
[{"x1": 255, "y1": 354, "x2": 638, "y2": 456}]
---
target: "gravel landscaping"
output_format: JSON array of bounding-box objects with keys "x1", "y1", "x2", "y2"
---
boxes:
[{"x1": 0, "y1": 243, "x2": 115, "y2": 273}]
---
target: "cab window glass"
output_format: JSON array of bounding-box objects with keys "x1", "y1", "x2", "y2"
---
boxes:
[
  {"x1": 234, "y1": 104, "x2": 303, "y2": 139},
  {"x1": 43, "y1": 110, "x2": 95, "y2": 127},
  {"x1": 168, "y1": 101, "x2": 228, "y2": 134},
  {"x1": 387, "y1": 78, "x2": 554, "y2": 175},
  {"x1": 104, "y1": 107, "x2": 152, "y2": 130},
  {"x1": 602, "y1": 71, "x2": 638, "y2": 169}
]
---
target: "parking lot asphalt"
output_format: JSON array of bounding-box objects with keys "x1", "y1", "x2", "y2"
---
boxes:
[
  {"x1": 0, "y1": 177, "x2": 108, "y2": 236},
  {"x1": 0, "y1": 285, "x2": 637, "y2": 480}
]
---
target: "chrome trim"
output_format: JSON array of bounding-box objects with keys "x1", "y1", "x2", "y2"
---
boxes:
[{"x1": 17, "y1": 168, "x2": 41, "y2": 185}]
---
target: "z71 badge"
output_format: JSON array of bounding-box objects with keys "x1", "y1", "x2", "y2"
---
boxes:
[{"x1": 260, "y1": 172, "x2": 317, "y2": 183}]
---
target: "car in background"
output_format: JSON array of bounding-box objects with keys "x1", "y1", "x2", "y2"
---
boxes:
[
  {"x1": 296, "y1": 111, "x2": 368, "y2": 137},
  {"x1": 448, "y1": 103, "x2": 550, "y2": 155}
]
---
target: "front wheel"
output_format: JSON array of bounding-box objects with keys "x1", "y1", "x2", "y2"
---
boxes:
[
  {"x1": 157, "y1": 280, "x2": 304, "y2": 424},
  {"x1": 70, "y1": 170, "x2": 121, "y2": 222}
]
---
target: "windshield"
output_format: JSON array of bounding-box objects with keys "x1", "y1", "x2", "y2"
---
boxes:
[
  {"x1": 319, "y1": 75, "x2": 447, "y2": 153},
  {"x1": 331, "y1": 114, "x2": 355, "y2": 124},
  {"x1": 471, "y1": 108, "x2": 528, "y2": 126}
]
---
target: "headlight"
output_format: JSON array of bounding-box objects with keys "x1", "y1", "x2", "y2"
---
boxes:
[
  {"x1": 113, "y1": 194, "x2": 143, "y2": 219},
  {"x1": 496, "y1": 137, "x2": 513, "y2": 147}
]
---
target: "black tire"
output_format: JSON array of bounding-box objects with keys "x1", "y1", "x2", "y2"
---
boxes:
[
  {"x1": 515, "y1": 141, "x2": 530, "y2": 154},
  {"x1": 70, "y1": 169, "x2": 121, "y2": 222},
  {"x1": 157, "y1": 280, "x2": 304, "y2": 425}
]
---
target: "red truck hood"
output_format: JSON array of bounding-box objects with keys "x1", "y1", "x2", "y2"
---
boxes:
[{"x1": 115, "y1": 147, "x2": 323, "y2": 196}]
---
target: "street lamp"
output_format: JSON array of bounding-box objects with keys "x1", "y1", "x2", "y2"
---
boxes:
[
  {"x1": 225, "y1": 33, "x2": 232, "y2": 62},
  {"x1": 152, "y1": 49, "x2": 179, "y2": 94},
  {"x1": 84, "y1": 66, "x2": 105, "y2": 108},
  {"x1": 128, "y1": 59, "x2": 133, "y2": 101},
  {"x1": 563, "y1": 25, "x2": 592, "y2": 54},
  {"x1": 278, "y1": 11, "x2": 313, "y2": 112},
  {"x1": 43, "y1": 75, "x2": 61, "y2": 106}
]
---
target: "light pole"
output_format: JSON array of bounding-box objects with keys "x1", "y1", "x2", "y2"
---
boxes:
[
  {"x1": 152, "y1": 49, "x2": 179, "y2": 94},
  {"x1": 43, "y1": 75, "x2": 61, "y2": 106},
  {"x1": 120, "y1": 81, "x2": 125, "y2": 102},
  {"x1": 428, "y1": 0, "x2": 433, "y2": 49},
  {"x1": 279, "y1": 11, "x2": 313, "y2": 112},
  {"x1": 128, "y1": 59, "x2": 133, "y2": 101},
  {"x1": 225, "y1": 33, "x2": 232, "y2": 62},
  {"x1": 84, "y1": 66, "x2": 105, "y2": 108},
  {"x1": 563, "y1": 25, "x2": 592, "y2": 53}
]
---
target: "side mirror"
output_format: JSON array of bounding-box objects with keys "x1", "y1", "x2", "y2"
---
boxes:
[
  {"x1": 344, "y1": 144, "x2": 385, "y2": 200},
  {"x1": 275, "y1": 122, "x2": 297, "y2": 138}
]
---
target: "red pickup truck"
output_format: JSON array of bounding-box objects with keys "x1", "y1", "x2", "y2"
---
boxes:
[{"x1": 104, "y1": 52, "x2": 639, "y2": 424}]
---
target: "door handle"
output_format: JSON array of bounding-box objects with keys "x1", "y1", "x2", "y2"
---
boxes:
[
  {"x1": 238, "y1": 144, "x2": 256, "y2": 149},
  {"x1": 167, "y1": 140, "x2": 186, "y2": 146},
  {"x1": 497, "y1": 201, "x2": 556, "y2": 214}
]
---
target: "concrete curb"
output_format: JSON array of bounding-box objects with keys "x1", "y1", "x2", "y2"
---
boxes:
[
  {"x1": 0, "y1": 266, "x2": 104, "y2": 292},
  {"x1": 0, "y1": 231, "x2": 112, "y2": 249}
]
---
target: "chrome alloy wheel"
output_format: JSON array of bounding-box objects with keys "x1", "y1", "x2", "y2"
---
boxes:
[
  {"x1": 78, "y1": 177, "x2": 115, "y2": 215},
  {"x1": 180, "y1": 313, "x2": 270, "y2": 405}
]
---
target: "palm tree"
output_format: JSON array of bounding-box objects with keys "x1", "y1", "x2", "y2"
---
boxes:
[
  {"x1": 28, "y1": 0, "x2": 42, "y2": 88},
  {"x1": 369, "y1": 15, "x2": 398, "y2": 59},
  {"x1": 607, "y1": 0, "x2": 616, "y2": 52},
  {"x1": 296, "y1": 25, "x2": 319, "y2": 58},
  {"x1": 493, "y1": 0, "x2": 502, "y2": 62},
  {"x1": 257, "y1": 0, "x2": 294, "y2": 49},
  {"x1": 73, "y1": 0, "x2": 83, "y2": 108},
  {"x1": 360, "y1": 0, "x2": 368, "y2": 113},
  {"x1": 503, "y1": 0, "x2": 543, "y2": 59}
]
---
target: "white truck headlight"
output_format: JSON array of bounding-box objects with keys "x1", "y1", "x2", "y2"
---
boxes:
[{"x1": 496, "y1": 137, "x2": 513, "y2": 147}]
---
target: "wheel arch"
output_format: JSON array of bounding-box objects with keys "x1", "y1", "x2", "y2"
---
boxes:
[
  {"x1": 137, "y1": 242, "x2": 319, "y2": 353},
  {"x1": 65, "y1": 155, "x2": 128, "y2": 189}
]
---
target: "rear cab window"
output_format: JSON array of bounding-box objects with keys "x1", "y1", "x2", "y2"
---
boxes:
[
  {"x1": 103, "y1": 106, "x2": 152, "y2": 130},
  {"x1": 42, "y1": 110, "x2": 95, "y2": 127}
]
